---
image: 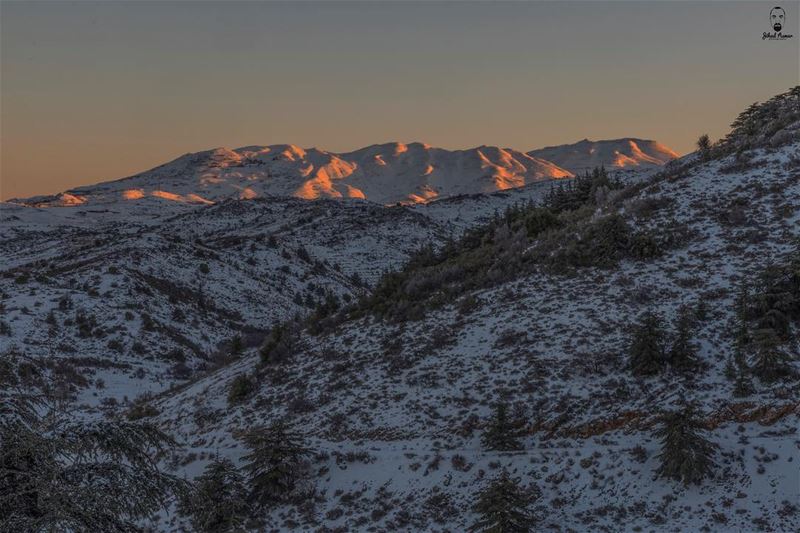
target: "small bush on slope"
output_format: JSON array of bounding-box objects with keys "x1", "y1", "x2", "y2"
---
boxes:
[
  {"x1": 228, "y1": 373, "x2": 255, "y2": 405},
  {"x1": 259, "y1": 323, "x2": 298, "y2": 365}
]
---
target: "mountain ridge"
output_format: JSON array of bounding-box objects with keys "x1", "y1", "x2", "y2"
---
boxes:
[
  {"x1": 528, "y1": 137, "x2": 679, "y2": 174},
  {"x1": 8, "y1": 139, "x2": 677, "y2": 208}
]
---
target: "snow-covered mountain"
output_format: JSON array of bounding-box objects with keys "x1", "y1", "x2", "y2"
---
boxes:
[
  {"x1": 12, "y1": 143, "x2": 573, "y2": 208},
  {"x1": 3, "y1": 88, "x2": 799, "y2": 533},
  {"x1": 528, "y1": 138, "x2": 678, "y2": 174}
]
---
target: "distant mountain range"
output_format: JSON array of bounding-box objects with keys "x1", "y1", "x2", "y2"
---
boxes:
[{"x1": 11, "y1": 138, "x2": 678, "y2": 207}]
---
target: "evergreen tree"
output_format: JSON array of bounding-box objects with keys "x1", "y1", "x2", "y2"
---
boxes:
[
  {"x1": 654, "y1": 405, "x2": 716, "y2": 485},
  {"x1": 259, "y1": 323, "x2": 295, "y2": 365},
  {"x1": 227, "y1": 373, "x2": 255, "y2": 406},
  {"x1": 750, "y1": 328, "x2": 793, "y2": 383},
  {"x1": 482, "y1": 402, "x2": 523, "y2": 451},
  {"x1": 694, "y1": 299, "x2": 708, "y2": 322},
  {"x1": 470, "y1": 470, "x2": 537, "y2": 533},
  {"x1": 0, "y1": 396, "x2": 186, "y2": 532},
  {"x1": 241, "y1": 420, "x2": 313, "y2": 507},
  {"x1": 628, "y1": 311, "x2": 668, "y2": 376},
  {"x1": 723, "y1": 354, "x2": 737, "y2": 381},
  {"x1": 696, "y1": 134, "x2": 712, "y2": 157},
  {"x1": 733, "y1": 282, "x2": 751, "y2": 353},
  {"x1": 668, "y1": 308, "x2": 700, "y2": 371},
  {"x1": 180, "y1": 456, "x2": 249, "y2": 533},
  {"x1": 230, "y1": 334, "x2": 243, "y2": 356},
  {"x1": 732, "y1": 356, "x2": 755, "y2": 397}
]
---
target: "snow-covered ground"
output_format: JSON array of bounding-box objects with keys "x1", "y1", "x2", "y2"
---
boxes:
[{"x1": 147, "y1": 142, "x2": 799, "y2": 530}]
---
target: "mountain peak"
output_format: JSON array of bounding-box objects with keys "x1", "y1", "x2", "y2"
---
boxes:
[{"x1": 528, "y1": 138, "x2": 678, "y2": 174}]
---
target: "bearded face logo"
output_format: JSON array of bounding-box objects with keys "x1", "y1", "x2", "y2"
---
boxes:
[{"x1": 770, "y1": 7, "x2": 785, "y2": 32}]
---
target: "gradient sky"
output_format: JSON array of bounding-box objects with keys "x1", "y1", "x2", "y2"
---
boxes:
[{"x1": 1, "y1": 1, "x2": 798, "y2": 200}]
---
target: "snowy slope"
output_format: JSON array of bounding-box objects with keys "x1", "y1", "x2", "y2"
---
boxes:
[
  {"x1": 528, "y1": 138, "x2": 678, "y2": 174},
  {"x1": 0, "y1": 196, "x2": 449, "y2": 408},
  {"x1": 149, "y1": 139, "x2": 800, "y2": 532}
]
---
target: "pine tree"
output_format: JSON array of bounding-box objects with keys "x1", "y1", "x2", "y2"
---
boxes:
[
  {"x1": 732, "y1": 356, "x2": 755, "y2": 397},
  {"x1": 230, "y1": 335, "x2": 243, "y2": 356},
  {"x1": 723, "y1": 354, "x2": 737, "y2": 381},
  {"x1": 0, "y1": 395, "x2": 186, "y2": 532},
  {"x1": 628, "y1": 311, "x2": 668, "y2": 376},
  {"x1": 733, "y1": 282, "x2": 751, "y2": 353},
  {"x1": 668, "y1": 308, "x2": 700, "y2": 371},
  {"x1": 227, "y1": 373, "x2": 255, "y2": 406},
  {"x1": 750, "y1": 328, "x2": 793, "y2": 383},
  {"x1": 696, "y1": 134, "x2": 712, "y2": 157},
  {"x1": 180, "y1": 456, "x2": 249, "y2": 533},
  {"x1": 470, "y1": 470, "x2": 537, "y2": 533},
  {"x1": 241, "y1": 420, "x2": 313, "y2": 507},
  {"x1": 654, "y1": 406, "x2": 716, "y2": 485},
  {"x1": 259, "y1": 323, "x2": 295, "y2": 365},
  {"x1": 481, "y1": 402, "x2": 523, "y2": 451}
]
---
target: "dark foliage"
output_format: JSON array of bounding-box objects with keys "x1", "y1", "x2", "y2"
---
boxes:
[
  {"x1": 716, "y1": 86, "x2": 799, "y2": 154},
  {"x1": 481, "y1": 402, "x2": 523, "y2": 452},
  {"x1": 654, "y1": 405, "x2": 716, "y2": 485},
  {"x1": 355, "y1": 168, "x2": 642, "y2": 322},
  {"x1": 667, "y1": 307, "x2": 701, "y2": 371},
  {"x1": 259, "y1": 323, "x2": 296, "y2": 365},
  {"x1": 470, "y1": 470, "x2": 538, "y2": 532},
  {"x1": 735, "y1": 245, "x2": 799, "y2": 383},
  {"x1": 0, "y1": 396, "x2": 186, "y2": 532},
  {"x1": 241, "y1": 420, "x2": 313, "y2": 507},
  {"x1": 179, "y1": 456, "x2": 249, "y2": 533},
  {"x1": 628, "y1": 311, "x2": 668, "y2": 376},
  {"x1": 227, "y1": 373, "x2": 255, "y2": 405}
]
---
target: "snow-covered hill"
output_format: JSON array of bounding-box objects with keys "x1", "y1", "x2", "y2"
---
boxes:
[
  {"x1": 2, "y1": 88, "x2": 798, "y2": 533},
  {"x1": 147, "y1": 136, "x2": 799, "y2": 532},
  {"x1": 0, "y1": 196, "x2": 451, "y2": 406},
  {"x1": 528, "y1": 138, "x2": 678, "y2": 174},
  {"x1": 11, "y1": 143, "x2": 573, "y2": 208}
]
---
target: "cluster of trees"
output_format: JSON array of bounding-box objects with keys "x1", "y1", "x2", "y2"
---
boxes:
[
  {"x1": 356, "y1": 168, "x2": 651, "y2": 322},
  {"x1": 543, "y1": 166, "x2": 623, "y2": 212},
  {"x1": 179, "y1": 420, "x2": 314, "y2": 532},
  {"x1": 725, "y1": 247, "x2": 799, "y2": 391},
  {"x1": 0, "y1": 395, "x2": 187, "y2": 532},
  {"x1": 259, "y1": 322, "x2": 297, "y2": 366},
  {"x1": 697, "y1": 86, "x2": 799, "y2": 159},
  {"x1": 627, "y1": 307, "x2": 702, "y2": 376},
  {"x1": 470, "y1": 398, "x2": 717, "y2": 531},
  {"x1": 531, "y1": 212, "x2": 662, "y2": 271},
  {"x1": 0, "y1": 385, "x2": 316, "y2": 533}
]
